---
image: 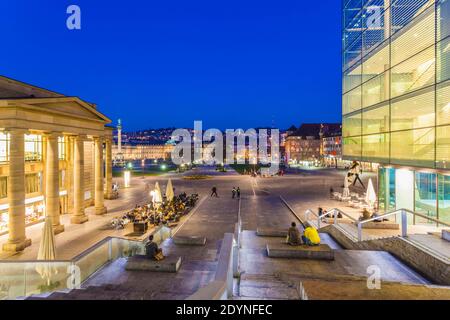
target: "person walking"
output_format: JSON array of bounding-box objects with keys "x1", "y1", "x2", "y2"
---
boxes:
[
  {"x1": 236, "y1": 187, "x2": 241, "y2": 199},
  {"x1": 211, "y1": 186, "x2": 219, "y2": 197},
  {"x1": 232, "y1": 187, "x2": 236, "y2": 199}
]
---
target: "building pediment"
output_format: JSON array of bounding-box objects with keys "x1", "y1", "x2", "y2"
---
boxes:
[{"x1": 2, "y1": 97, "x2": 111, "y2": 124}]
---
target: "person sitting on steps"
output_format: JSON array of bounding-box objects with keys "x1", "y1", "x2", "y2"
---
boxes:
[
  {"x1": 287, "y1": 222, "x2": 303, "y2": 246},
  {"x1": 145, "y1": 235, "x2": 164, "y2": 261}
]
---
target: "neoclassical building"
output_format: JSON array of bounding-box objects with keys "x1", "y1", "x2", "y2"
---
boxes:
[{"x1": 0, "y1": 76, "x2": 114, "y2": 252}]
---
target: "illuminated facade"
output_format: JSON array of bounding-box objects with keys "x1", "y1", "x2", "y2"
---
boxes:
[
  {"x1": 342, "y1": 0, "x2": 450, "y2": 222},
  {"x1": 0, "y1": 76, "x2": 114, "y2": 251}
]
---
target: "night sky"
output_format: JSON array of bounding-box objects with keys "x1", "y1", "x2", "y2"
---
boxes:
[{"x1": 1, "y1": 0, "x2": 342, "y2": 131}]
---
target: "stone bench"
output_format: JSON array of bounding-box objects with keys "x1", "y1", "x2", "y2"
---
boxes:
[
  {"x1": 256, "y1": 228, "x2": 287, "y2": 237},
  {"x1": 360, "y1": 221, "x2": 399, "y2": 230},
  {"x1": 443, "y1": 230, "x2": 450, "y2": 242},
  {"x1": 266, "y1": 244, "x2": 334, "y2": 260},
  {"x1": 125, "y1": 255, "x2": 182, "y2": 272},
  {"x1": 173, "y1": 235, "x2": 206, "y2": 246}
]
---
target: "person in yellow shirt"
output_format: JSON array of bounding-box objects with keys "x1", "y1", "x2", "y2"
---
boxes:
[{"x1": 302, "y1": 226, "x2": 321, "y2": 246}]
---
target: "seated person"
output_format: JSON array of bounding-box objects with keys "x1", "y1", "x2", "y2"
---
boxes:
[
  {"x1": 145, "y1": 235, "x2": 164, "y2": 261},
  {"x1": 302, "y1": 226, "x2": 321, "y2": 246},
  {"x1": 287, "y1": 222, "x2": 303, "y2": 246}
]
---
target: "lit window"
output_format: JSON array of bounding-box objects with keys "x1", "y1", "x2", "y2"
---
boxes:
[
  {"x1": 58, "y1": 136, "x2": 66, "y2": 160},
  {"x1": 24, "y1": 134, "x2": 42, "y2": 161},
  {"x1": 0, "y1": 132, "x2": 10, "y2": 162}
]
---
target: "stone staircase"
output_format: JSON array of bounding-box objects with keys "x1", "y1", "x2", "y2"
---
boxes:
[{"x1": 27, "y1": 283, "x2": 188, "y2": 300}]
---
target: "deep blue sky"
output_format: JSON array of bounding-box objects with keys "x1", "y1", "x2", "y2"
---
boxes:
[{"x1": 1, "y1": 0, "x2": 342, "y2": 131}]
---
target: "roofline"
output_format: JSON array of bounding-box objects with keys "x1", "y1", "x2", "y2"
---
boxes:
[{"x1": 0, "y1": 75, "x2": 65, "y2": 97}]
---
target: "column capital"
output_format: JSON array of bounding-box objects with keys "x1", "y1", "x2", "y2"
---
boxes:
[
  {"x1": 43, "y1": 131, "x2": 63, "y2": 139},
  {"x1": 70, "y1": 134, "x2": 88, "y2": 142},
  {"x1": 5, "y1": 128, "x2": 28, "y2": 134}
]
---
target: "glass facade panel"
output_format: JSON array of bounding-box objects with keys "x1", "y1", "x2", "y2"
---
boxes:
[
  {"x1": 390, "y1": 128, "x2": 435, "y2": 167},
  {"x1": 438, "y1": 173, "x2": 450, "y2": 223},
  {"x1": 343, "y1": 112, "x2": 362, "y2": 137},
  {"x1": 436, "y1": 125, "x2": 450, "y2": 168},
  {"x1": 362, "y1": 44, "x2": 390, "y2": 83},
  {"x1": 414, "y1": 172, "x2": 438, "y2": 222},
  {"x1": 343, "y1": 136, "x2": 362, "y2": 159},
  {"x1": 362, "y1": 133, "x2": 390, "y2": 161},
  {"x1": 362, "y1": 104, "x2": 390, "y2": 134},
  {"x1": 391, "y1": 5, "x2": 435, "y2": 67},
  {"x1": 437, "y1": 81, "x2": 450, "y2": 125},
  {"x1": 437, "y1": 0, "x2": 450, "y2": 41},
  {"x1": 378, "y1": 167, "x2": 396, "y2": 212},
  {"x1": 344, "y1": 35, "x2": 362, "y2": 72},
  {"x1": 362, "y1": 72, "x2": 389, "y2": 107},
  {"x1": 343, "y1": 86, "x2": 362, "y2": 114},
  {"x1": 437, "y1": 36, "x2": 450, "y2": 83},
  {"x1": 391, "y1": 0, "x2": 434, "y2": 36},
  {"x1": 344, "y1": 64, "x2": 362, "y2": 93},
  {"x1": 391, "y1": 89, "x2": 435, "y2": 131},
  {"x1": 391, "y1": 46, "x2": 435, "y2": 98}
]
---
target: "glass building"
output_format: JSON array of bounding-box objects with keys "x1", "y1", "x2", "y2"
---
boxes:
[{"x1": 342, "y1": 0, "x2": 450, "y2": 223}]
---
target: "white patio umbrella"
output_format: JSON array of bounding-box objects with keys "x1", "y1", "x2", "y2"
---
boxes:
[
  {"x1": 36, "y1": 216, "x2": 57, "y2": 285},
  {"x1": 365, "y1": 178, "x2": 377, "y2": 208},
  {"x1": 166, "y1": 178, "x2": 174, "y2": 202},
  {"x1": 154, "y1": 182, "x2": 163, "y2": 204}
]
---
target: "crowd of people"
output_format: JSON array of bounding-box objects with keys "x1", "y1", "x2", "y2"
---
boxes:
[{"x1": 111, "y1": 192, "x2": 199, "y2": 230}]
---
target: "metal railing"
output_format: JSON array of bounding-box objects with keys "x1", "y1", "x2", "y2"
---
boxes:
[
  {"x1": 0, "y1": 225, "x2": 172, "y2": 300},
  {"x1": 305, "y1": 206, "x2": 450, "y2": 242},
  {"x1": 356, "y1": 208, "x2": 450, "y2": 242},
  {"x1": 305, "y1": 208, "x2": 357, "y2": 229}
]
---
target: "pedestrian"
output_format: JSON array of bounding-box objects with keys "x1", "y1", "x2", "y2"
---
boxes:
[
  {"x1": 211, "y1": 186, "x2": 218, "y2": 197},
  {"x1": 236, "y1": 187, "x2": 241, "y2": 199},
  {"x1": 232, "y1": 187, "x2": 236, "y2": 199}
]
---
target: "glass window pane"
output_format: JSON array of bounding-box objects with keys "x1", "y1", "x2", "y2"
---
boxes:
[
  {"x1": 438, "y1": 173, "x2": 450, "y2": 224},
  {"x1": 391, "y1": 0, "x2": 434, "y2": 36},
  {"x1": 362, "y1": 104, "x2": 390, "y2": 134},
  {"x1": 437, "y1": 81, "x2": 450, "y2": 126},
  {"x1": 343, "y1": 136, "x2": 362, "y2": 159},
  {"x1": 362, "y1": 133, "x2": 390, "y2": 161},
  {"x1": 362, "y1": 43, "x2": 390, "y2": 83},
  {"x1": 344, "y1": 65, "x2": 362, "y2": 93},
  {"x1": 344, "y1": 35, "x2": 362, "y2": 72},
  {"x1": 414, "y1": 172, "x2": 437, "y2": 223},
  {"x1": 437, "y1": 36, "x2": 450, "y2": 83},
  {"x1": 437, "y1": 0, "x2": 450, "y2": 41},
  {"x1": 391, "y1": 5, "x2": 435, "y2": 66},
  {"x1": 343, "y1": 112, "x2": 362, "y2": 137},
  {"x1": 391, "y1": 88, "x2": 435, "y2": 131},
  {"x1": 391, "y1": 128, "x2": 435, "y2": 167},
  {"x1": 362, "y1": 71, "x2": 389, "y2": 107},
  {"x1": 391, "y1": 46, "x2": 436, "y2": 98},
  {"x1": 436, "y1": 125, "x2": 450, "y2": 168},
  {"x1": 343, "y1": 86, "x2": 362, "y2": 114}
]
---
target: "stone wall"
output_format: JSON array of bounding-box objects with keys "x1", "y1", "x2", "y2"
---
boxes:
[{"x1": 322, "y1": 225, "x2": 450, "y2": 286}]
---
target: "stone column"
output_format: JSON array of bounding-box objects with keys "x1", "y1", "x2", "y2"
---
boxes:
[
  {"x1": 94, "y1": 137, "x2": 107, "y2": 214},
  {"x1": 3, "y1": 129, "x2": 31, "y2": 252},
  {"x1": 71, "y1": 135, "x2": 88, "y2": 224},
  {"x1": 104, "y1": 137, "x2": 114, "y2": 199},
  {"x1": 45, "y1": 132, "x2": 64, "y2": 234}
]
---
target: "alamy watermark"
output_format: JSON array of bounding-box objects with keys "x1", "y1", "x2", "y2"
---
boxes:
[
  {"x1": 66, "y1": 5, "x2": 81, "y2": 30},
  {"x1": 367, "y1": 265, "x2": 381, "y2": 290},
  {"x1": 171, "y1": 121, "x2": 280, "y2": 175}
]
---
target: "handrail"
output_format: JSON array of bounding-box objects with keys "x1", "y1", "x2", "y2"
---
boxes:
[
  {"x1": 304, "y1": 206, "x2": 450, "y2": 242},
  {"x1": 356, "y1": 208, "x2": 450, "y2": 241}
]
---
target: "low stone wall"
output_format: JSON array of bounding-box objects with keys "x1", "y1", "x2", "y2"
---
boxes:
[
  {"x1": 186, "y1": 233, "x2": 235, "y2": 300},
  {"x1": 322, "y1": 225, "x2": 450, "y2": 286}
]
